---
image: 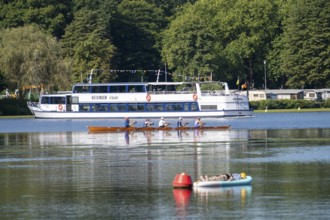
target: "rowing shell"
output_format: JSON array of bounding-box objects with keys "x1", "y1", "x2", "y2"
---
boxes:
[{"x1": 87, "y1": 125, "x2": 230, "y2": 133}]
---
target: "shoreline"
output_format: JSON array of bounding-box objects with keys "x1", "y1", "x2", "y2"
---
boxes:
[{"x1": 254, "y1": 108, "x2": 330, "y2": 113}]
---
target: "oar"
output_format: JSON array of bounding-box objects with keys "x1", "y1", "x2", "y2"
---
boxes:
[{"x1": 130, "y1": 121, "x2": 137, "y2": 127}]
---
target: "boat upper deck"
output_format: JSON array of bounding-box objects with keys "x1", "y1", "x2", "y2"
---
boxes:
[{"x1": 71, "y1": 81, "x2": 230, "y2": 96}]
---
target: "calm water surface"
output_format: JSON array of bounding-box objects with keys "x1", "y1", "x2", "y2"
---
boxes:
[{"x1": 1, "y1": 112, "x2": 330, "y2": 219}]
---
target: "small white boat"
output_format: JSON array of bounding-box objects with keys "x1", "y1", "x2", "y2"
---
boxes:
[{"x1": 193, "y1": 176, "x2": 252, "y2": 188}]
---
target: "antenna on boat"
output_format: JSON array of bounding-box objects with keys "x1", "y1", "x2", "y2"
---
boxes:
[
  {"x1": 165, "y1": 63, "x2": 167, "y2": 82},
  {"x1": 88, "y1": 69, "x2": 94, "y2": 84},
  {"x1": 156, "y1": 69, "x2": 160, "y2": 83}
]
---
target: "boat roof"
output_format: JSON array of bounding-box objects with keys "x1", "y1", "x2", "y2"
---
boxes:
[
  {"x1": 73, "y1": 81, "x2": 224, "y2": 86},
  {"x1": 73, "y1": 82, "x2": 147, "y2": 86},
  {"x1": 40, "y1": 93, "x2": 68, "y2": 97}
]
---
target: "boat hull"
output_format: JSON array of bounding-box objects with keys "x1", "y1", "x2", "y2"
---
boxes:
[
  {"x1": 87, "y1": 125, "x2": 230, "y2": 133},
  {"x1": 193, "y1": 176, "x2": 252, "y2": 187},
  {"x1": 33, "y1": 110, "x2": 253, "y2": 119}
]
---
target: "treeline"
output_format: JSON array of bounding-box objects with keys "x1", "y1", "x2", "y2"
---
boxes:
[{"x1": 0, "y1": 0, "x2": 329, "y2": 94}]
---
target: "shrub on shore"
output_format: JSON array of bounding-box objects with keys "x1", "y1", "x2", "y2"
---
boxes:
[{"x1": 0, "y1": 98, "x2": 31, "y2": 116}]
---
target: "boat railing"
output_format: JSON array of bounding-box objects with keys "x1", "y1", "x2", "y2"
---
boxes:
[
  {"x1": 27, "y1": 101, "x2": 39, "y2": 107},
  {"x1": 201, "y1": 90, "x2": 227, "y2": 96},
  {"x1": 148, "y1": 90, "x2": 229, "y2": 96},
  {"x1": 149, "y1": 91, "x2": 195, "y2": 95}
]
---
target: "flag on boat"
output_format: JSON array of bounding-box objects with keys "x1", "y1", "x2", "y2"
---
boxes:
[{"x1": 236, "y1": 77, "x2": 240, "y2": 85}]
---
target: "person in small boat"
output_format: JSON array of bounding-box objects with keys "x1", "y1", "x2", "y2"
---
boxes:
[
  {"x1": 194, "y1": 118, "x2": 205, "y2": 128},
  {"x1": 199, "y1": 173, "x2": 246, "y2": 182},
  {"x1": 158, "y1": 117, "x2": 168, "y2": 128},
  {"x1": 124, "y1": 117, "x2": 136, "y2": 128},
  {"x1": 144, "y1": 119, "x2": 154, "y2": 127}
]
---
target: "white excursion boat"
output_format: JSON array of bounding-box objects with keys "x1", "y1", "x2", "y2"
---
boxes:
[{"x1": 27, "y1": 81, "x2": 253, "y2": 119}]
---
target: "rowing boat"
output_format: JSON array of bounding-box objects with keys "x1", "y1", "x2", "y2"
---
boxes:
[
  {"x1": 87, "y1": 125, "x2": 230, "y2": 133},
  {"x1": 193, "y1": 176, "x2": 252, "y2": 188}
]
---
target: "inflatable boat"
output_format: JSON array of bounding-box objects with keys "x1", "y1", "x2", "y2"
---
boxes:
[{"x1": 193, "y1": 176, "x2": 252, "y2": 188}]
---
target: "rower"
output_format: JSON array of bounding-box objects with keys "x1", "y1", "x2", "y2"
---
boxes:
[
  {"x1": 158, "y1": 117, "x2": 167, "y2": 128},
  {"x1": 194, "y1": 118, "x2": 204, "y2": 128},
  {"x1": 144, "y1": 119, "x2": 154, "y2": 127},
  {"x1": 124, "y1": 117, "x2": 136, "y2": 128},
  {"x1": 177, "y1": 117, "x2": 188, "y2": 127}
]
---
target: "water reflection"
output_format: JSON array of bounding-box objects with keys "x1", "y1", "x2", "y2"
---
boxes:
[
  {"x1": 194, "y1": 186, "x2": 252, "y2": 197},
  {"x1": 194, "y1": 185, "x2": 252, "y2": 204},
  {"x1": 173, "y1": 189, "x2": 192, "y2": 218},
  {"x1": 1, "y1": 128, "x2": 330, "y2": 219}
]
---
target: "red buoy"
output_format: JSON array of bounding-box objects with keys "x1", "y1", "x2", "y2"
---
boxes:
[{"x1": 172, "y1": 172, "x2": 192, "y2": 188}]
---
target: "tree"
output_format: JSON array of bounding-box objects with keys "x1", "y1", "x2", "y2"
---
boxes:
[
  {"x1": 161, "y1": 1, "x2": 218, "y2": 81},
  {"x1": 0, "y1": 0, "x2": 74, "y2": 39},
  {"x1": 111, "y1": 0, "x2": 166, "y2": 82},
  {"x1": 61, "y1": 8, "x2": 116, "y2": 83},
  {"x1": 218, "y1": 0, "x2": 281, "y2": 87},
  {"x1": 279, "y1": 0, "x2": 330, "y2": 89},
  {"x1": 145, "y1": 0, "x2": 197, "y2": 17},
  {"x1": 162, "y1": 0, "x2": 280, "y2": 87},
  {"x1": 0, "y1": 25, "x2": 71, "y2": 93}
]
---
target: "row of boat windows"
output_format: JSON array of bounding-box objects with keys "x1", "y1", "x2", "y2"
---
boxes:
[
  {"x1": 79, "y1": 102, "x2": 199, "y2": 112},
  {"x1": 73, "y1": 85, "x2": 146, "y2": 93},
  {"x1": 41, "y1": 97, "x2": 65, "y2": 104},
  {"x1": 40, "y1": 97, "x2": 218, "y2": 111}
]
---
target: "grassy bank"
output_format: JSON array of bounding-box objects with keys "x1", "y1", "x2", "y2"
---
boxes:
[
  {"x1": 254, "y1": 108, "x2": 330, "y2": 113},
  {"x1": 0, "y1": 115, "x2": 33, "y2": 118}
]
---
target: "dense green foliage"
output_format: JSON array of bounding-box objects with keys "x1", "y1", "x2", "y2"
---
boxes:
[
  {"x1": 0, "y1": 25, "x2": 71, "y2": 92},
  {"x1": 0, "y1": 0, "x2": 329, "y2": 93},
  {"x1": 250, "y1": 99, "x2": 330, "y2": 110},
  {"x1": 0, "y1": 98, "x2": 31, "y2": 115}
]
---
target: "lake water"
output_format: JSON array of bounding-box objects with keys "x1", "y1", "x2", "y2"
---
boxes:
[{"x1": 1, "y1": 112, "x2": 330, "y2": 219}]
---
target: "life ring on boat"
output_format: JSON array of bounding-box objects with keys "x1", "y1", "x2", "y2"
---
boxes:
[
  {"x1": 58, "y1": 104, "x2": 64, "y2": 111},
  {"x1": 193, "y1": 93, "x2": 198, "y2": 101},
  {"x1": 146, "y1": 94, "x2": 151, "y2": 102}
]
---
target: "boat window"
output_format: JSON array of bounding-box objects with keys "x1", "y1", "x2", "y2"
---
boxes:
[
  {"x1": 146, "y1": 103, "x2": 164, "y2": 111},
  {"x1": 165, "y1": 103, "x2": 183, "y2": 111},
  {"x1": 128, "y1": 104, "x2": 145, "y2": 111},
  {"x1": 79, "y1": 104, "x2": 90, "y2": 112},
  {"x1": 92, "y1": 103, "x2": 109, "y2": 112},
  {"x1": 73, "y1": 86, "x2": 83, "y2": 93},
  {"x1": 200, "y1": 105, "x2": 217, "y2": 111},
  {"x1": 191, "y1": 103, "x2": 199, "y2": 111},
  {"x1": 71, "y1": 97, "x2": 79, "y2": 104},
  {"x1": 41, "y1": 97, "x2": 50, "y2": 104},
  {"x1": 50, "y1": 97, "x2": 65, "y2": 104},
  {"x1": 128, "y1": 85, "x2": 145, "y2": 93},
  {"x1": 184, "y1": 103, "x2": 190, "y2": 111},
  {"x1": 73, "y1": 85, "x2": 90, "y2": 93},
  {"x1": 91, "y1": 86, "x2": 108, "y2": 93},
  {"x1": 109, "y1": 103, "x2": 126, "y2": 111},
  {"x1": 109, "y1": 85, "x2": 127, "y2": 93}
]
